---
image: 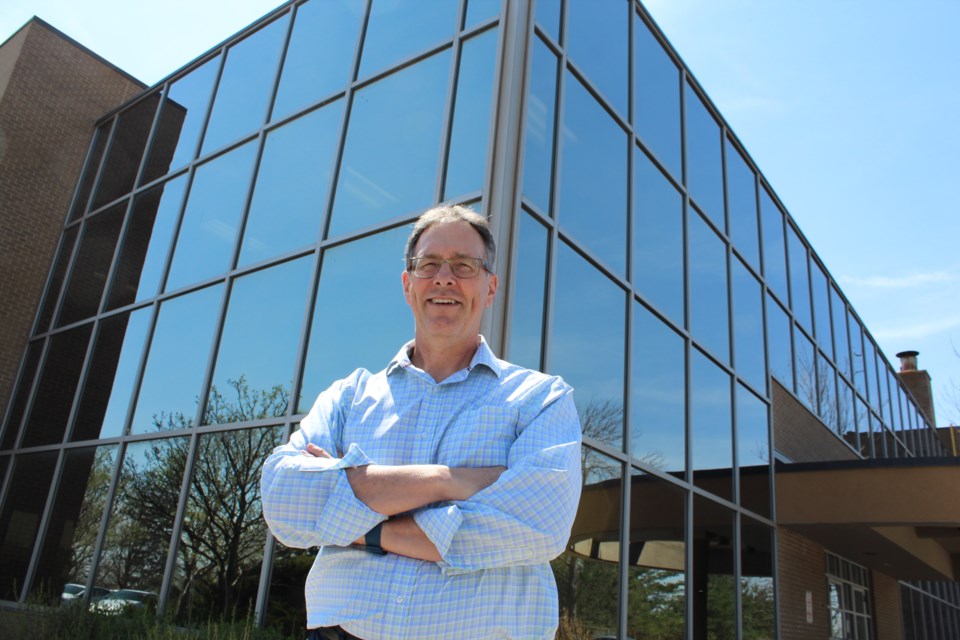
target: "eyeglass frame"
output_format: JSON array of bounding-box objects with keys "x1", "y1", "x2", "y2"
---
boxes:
[{"x1": 404, "y1": 256, "x2": 493, "y2": 279}]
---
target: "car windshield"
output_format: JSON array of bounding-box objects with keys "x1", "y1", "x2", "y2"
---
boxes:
[{"x1": 62, "y1": 584, "x2": 84, "y2": 595}]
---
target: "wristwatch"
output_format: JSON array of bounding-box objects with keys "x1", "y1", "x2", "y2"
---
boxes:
[{"x1": 361, "y1": 522, "x2": 387, "y2": 555}]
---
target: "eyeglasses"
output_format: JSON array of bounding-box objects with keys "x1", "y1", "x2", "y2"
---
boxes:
[{"x1": 407, "y1": 256, "x2": 490, "y2": 279}]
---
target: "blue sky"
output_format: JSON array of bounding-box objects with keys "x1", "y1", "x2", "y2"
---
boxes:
[{"x1": 3, "y1": 0, "x2": 958, "y2": 425}]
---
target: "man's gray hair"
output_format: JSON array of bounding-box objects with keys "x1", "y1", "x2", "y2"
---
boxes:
[{"x1": 404, "y1": 205, "x2": 496, "y2": 273}]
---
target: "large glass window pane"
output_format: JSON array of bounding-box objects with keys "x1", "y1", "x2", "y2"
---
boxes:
[
  {"x1": 535, "y1": 0, "x2": 560, "y2": 43},
  {"x1": 849, "y1": 313, "x2": 867, "y2": 401},
  {"x1": 634, "y1": 146, "x2": 683, "y2": 325},
  {"x1": 766, "y1": 295, "x2": 793, "y2": 391},
  {"x1": 688, "y1": 210, "x2": 729, "y2": 362},
  {"x1": 57, "y1": 203, "x2": 126, "y2": 327},
  {"x1": 71, "y1": 308, "x2": 151, "y2": 441},
  {"x1": 272, "y1": 0, "x2": 364, "y2": 121},
  {"x1": 558, "y1": 449, "x2": 622, "y2": 638},
  {"x1": 550, "y1": 244, "x2": 625, "y2": 450},
  {"x1": 759, "y1": 187, "x2": 788, "y2": 303},
  {"x1": 521, "y1": 36, "x2": 558, "y2": 214},
  {"x1": 726, "y1": 139, "x2": 760, "y2": 268},
  {"x1": 634, "y1": 13, "x2": 681, "y2": 180},
  {"x1": 838, "y1": 380, "x2": 856, "y2": 447},
  {"x1": 627, "y1": 472, "x2": 686, "y2": 640},
  {"x1": 0, "y1": 451, "x2": 58, "y2": 600},
  {"x1": 22, "y1": 324, "x2": 93, "y2": 448},
  {"x1": 359, "y1": 0, "x2": 459, "y2": 78},
  {"x1": 165, "y1": 142, "x2": 257, "y2": 291},
  {"x1": 29, "y1": 446, "x2": 118, "y2": 604},
  {"x1": 740, "y1": 518, "x2": 776, "y2": 639},
  {"x1": 239, "y1": 101, "x2": 344, "y2": 267},
  {"x1": 737, "y1": 384, "x2": 770, "y2": 518},
  {"x1": 150, "y1": 56, "x2": 220, "y2": 177},
  {"x1": 171, "y1": 426, "x2": 281, "y2": 625},
  {"x1": 107, "y1": 175, "x2": 188, "y2": 309},
  {"x1": 507, "y1": 212, "x2": 548, "y2": 371},
  {"x1": 794, "y1": 328, "x2": 817, "y2": 415},
  {"x1": 684, "y1": 84, "x2": 724, "y2": 229},
  {"x1": 831, "y1": 285, "x2": 851, "y2": 381},
  {"x1": 1, "y1": 342, "x2": 42, "y2": 450},
  {"x1": 558, "y1": 73, "x2": 628, "y2": 275},
  {"x1": 566, "y1": 0, "x2": 628, "y2": 116},
  {"x1": 787, "y1": 225, "x2": 812, "y2": 330},
  {"x1": 692, "y1": 495, "x2": 736, "y2": 640},
  {"x1": 95, "y1": 438, "x2": 188, "y2": 601},
  {"x1": 92, "y1": 95, "x2": 160, "y2": 209},
  {"x1": 691, "y1": 349, "x2": 732, "y2": 501},
  {"x1": 329, "y1": 51, "x2": 450, "y2": 238},
  {"x1": 206, "y1": 258, "x2": 312, "y2": 425},
  {"x1": 300, "y1": 228, "x2": 412, "y2": 412},
  {"x1": 69, "y1": 123, "x2": 110, "y2": 220},
  {"x1": 131, "y1": 285, "x2": 223, "y2": 434},
  {"x1": 631, "y1": 302, "x2": 685, "y2": 475},
  {"x1": 855, "y1": 397, "x2": 872, "y2": 457},
  {"x1": 732, "y1": 257, "x2": 766, "y2": 394},
  {"x1": 465, "y1": 0, "x2": 499, "y2": 27},
  {"x1": 201, "y1": 17, "x2": 288, "y2": 155},
  {"x1": 34, "y1": 225, "x2": 80, "y2": 334},
  {"x1": 811, "y1": 261, "x2": 832, "y2": 358},
  {"x1": 444, "y1": 27, "x2": 499, "y2": 200},
  {"x1": 865, "y1": 339, "x2": 880, "y2": 413}
]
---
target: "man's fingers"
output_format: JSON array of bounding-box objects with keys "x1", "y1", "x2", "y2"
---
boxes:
[{"x1": 302, "y1": 443, "x2": 334, "y2": 458}]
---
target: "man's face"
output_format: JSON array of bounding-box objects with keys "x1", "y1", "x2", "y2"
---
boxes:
[{"x1": 402, "y1": 220, "x2": 498, "y2": 346}]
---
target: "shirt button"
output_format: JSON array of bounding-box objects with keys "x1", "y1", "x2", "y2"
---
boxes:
[{"x1": 395, "y1": 596, "x2": 404, "y2": 604}]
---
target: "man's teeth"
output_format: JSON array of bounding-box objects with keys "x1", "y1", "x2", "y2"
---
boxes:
[{"x1": 432, "y1": 298, "x2": 456, "y2": 304}]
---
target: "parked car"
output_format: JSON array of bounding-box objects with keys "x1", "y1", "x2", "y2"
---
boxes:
[
  {"x1": 60, "y1": 583, "x2": 111, "y2": 604},
  {"x1": 91, "y1": 588, "x2": 157, "y2": 614}
]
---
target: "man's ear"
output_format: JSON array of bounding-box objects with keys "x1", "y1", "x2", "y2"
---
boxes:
[
  {"x1": 485, "y1": 273, "x2": 498, "y2": 308},
  {"x1": 402, "y1": 269, "x2": 412, "y2": 304}
]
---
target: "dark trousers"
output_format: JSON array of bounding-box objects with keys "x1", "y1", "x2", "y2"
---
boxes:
[{"x1": 306, "y1": 626, "x2": 363, "y2": 640}]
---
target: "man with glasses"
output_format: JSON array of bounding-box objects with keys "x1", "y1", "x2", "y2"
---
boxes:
[{"x1": 262, "y1": 205, "x2": 582, "y2": 640}]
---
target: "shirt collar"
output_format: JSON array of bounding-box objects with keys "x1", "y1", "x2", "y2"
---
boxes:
[{"x1": 386, "y1": 335, "x2": 503, "y2": 378}]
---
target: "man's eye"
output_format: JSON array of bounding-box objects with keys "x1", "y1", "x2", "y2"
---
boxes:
[
  {"x1": 450, "y1": 260, "x2": 470, "y2": 269},
  {"x1": 419, "y1": 260, "x2": 440, "y2": 269}
]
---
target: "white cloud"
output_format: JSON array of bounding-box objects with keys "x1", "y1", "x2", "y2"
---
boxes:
[
  {"x1": 872, "y1": 316, "x2": 960, "y2": 342},
  {"x1": 840, "y1": 270, "x2": 958, "y2": 289}
]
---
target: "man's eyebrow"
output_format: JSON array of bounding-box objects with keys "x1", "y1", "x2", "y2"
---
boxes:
[{"x1": 415, "y1": 252, "x2": 476, "y2": 259}]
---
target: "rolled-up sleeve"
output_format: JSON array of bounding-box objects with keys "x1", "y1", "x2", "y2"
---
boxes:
[
  {"x1": 260, "y1": 372, "x2": 385, "y2": 549},
  {"x1": 414, "y1": 384, "x2": 582, "y2": 574}
]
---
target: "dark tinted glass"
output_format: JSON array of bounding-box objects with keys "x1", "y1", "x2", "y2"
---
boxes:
[
  {"x1": 57, "y1": 202, "x2": 126, "y2": 327},
  {"x1": 810, "y1": 261, "x2": 832, "y2": 358},
  {"x1": 684, "y1": 84, "x2": 724, "y2": 229},
  {"x1": 732, "y1": 257, "x2": 766, "y2": 393},
  {"x1": 550, "y1": 243, "x2": 625, "y2": 450},
  {"x1": 794, "y1": 328, "x2": 816, "y2": 414},
  {"x1": 130, "y1": 285, "x2": 223, "y2": 434},
  {"x1": 92, "y1": 95, "x2": 160, "y2": 209},
  {"x1": 566, "y1": 0, "x2": 628, "y2": 115},
  {"x1": 240, "y1": 101, "x2": 344, "y2": 267},
  {"x1": 29, "y1": 446, "x2": 118, "y2": 604},
  {"x1": 634, "y1": 146, "x2": 683, "y2": 325},
  {"x1": 838, "y1": 380, "x2": 856, "y2": 443},
  {"x1": 786, "y1": 225, "x2": 811, "y2": 329},
  {"x1": 759, "y1": 187, "x2": 788, "y2": 302},
  {"x1": 865, "y1": 339, "x2": 880, "y2": 413},
  {"x1": 71, "y1": 308, "x2": 151, "y2": 441},
  {"x1": 627, "y1": 471, "x2": 686, "y2": 639},
  {"x1": 555, "y1": 448, "x2": 621, "y2": 637},
  {"x1": 201, "y1": 17, "x2": 287, "y2": 154},
  {"x1": 22, "y1": 324, "x2": 92, "y2": 447},
  {"x1": 35, "y1": 225, "x2": 79, "y2": 334},
  {"x1": 688, "y1": 209, "x2": 729, "y2": 362},
  {"x1": 737, "y1": 384, "x2": 769, "y2": 517},
  {"x1": 740, "y1": 519, "x2": 775, "y2": 639},
  {"x1": 854, "y1": 397, "x2": 872, "y2": 457},
  {"x1": 272, "y1": 0, "x2": 364, "y2": 120},
  {"x1": 1, "y1": 342, "x2": 42, "y2": 450},
  {"x1": 558, "y1": 73, "x2": 627, "y2": 275},
  {"x1": 631, "y1": 302, "x2": 685, "y2": 474},
  {"x1": 465, "y1": 0, "x2": 500, "y2": 27},
  {"x1": 819, "y1": 359, "x2": 839, "y2": 432},
  {"x1": 691, "y1": 349, "x2": 732, "y2": 500},
  {"x1": 69, "y1": 124, "x2": 110, "y2": 220},
  {"x1": 849, "y1": 312, "x2": 867, "y2": 401},
  {"x1": 692, "y1": 495, "x2": 736, "y2": 639},
  {"x1": 299, "y1": 227, "x2": 411, "y2": 412},
  {"x1": 507, "y1": 212, "x2": 548, "y2": 371},
  {"x1": 106, "y1": 175, "x2": 188, "y2": 309},
  {"x1": 534, "y1": 0, "x2": 560, "y2": 43},
  {"x1": 206, "y1": 257, "x2": 312, "y2": 425},
  {"x1": 0, "y1": 451, "x2": 58, "y2": 600},
  {"x1": 725, "y1": 139, "x2": 760, "y2": 267},
  {"x1": 172, "y1": 426, "x2": 281, "y2": 624},
  {"x1": 359, "y1": 0, "x2": 458, "y2": 78},
  {"x1": 445, "y1": 27, "x2": 499, "y2": 200},
  {"x1": 158, "y1": 57, "x2": 220, "y2": 174},
  {"x1": 521, "y1": 36, "x2": 558, "y2": 214},
  {"x1": 328, "y1": 51, "x2": 450, "y2": 238},
  {"x1": 165, "y1": 142, "x2": 257, "y2": 291},
  {"x1": 831, "y1": 285, "x2": 851, "y2": 380},
  {"x1": 95, "y1": 438, "x2": 187, "y2": 597},
  {"x1": 766, "y1": 295, "x2": 793, "y2": 390},
  {"x1": 634, "y1": 14, "x2": 681, "y2": 180}
]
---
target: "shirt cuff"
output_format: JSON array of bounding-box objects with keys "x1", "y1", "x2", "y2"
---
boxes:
[
  {"x1": 413, "y1": 503, "x2": 464, "y2": 567},
  {"x1": 298, "y1": 442, "x2": 373, "y2": 472},
  {"x1": 311, "y1": 444, "x2": 384, "y2": 546}
]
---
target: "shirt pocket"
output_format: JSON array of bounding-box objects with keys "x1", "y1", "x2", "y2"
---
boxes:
[{"x1": 436, "y1": 406, "x2": 518, "y2": 468}]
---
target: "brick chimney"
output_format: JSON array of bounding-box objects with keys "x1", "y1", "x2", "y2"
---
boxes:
[{"x1": 896, "y1": 350, "x2": 937, "y2": 427}]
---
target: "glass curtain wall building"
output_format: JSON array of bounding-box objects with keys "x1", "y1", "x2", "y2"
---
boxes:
[{"x1": 0, "y1": 1, "x2": 955, "y2": 638}]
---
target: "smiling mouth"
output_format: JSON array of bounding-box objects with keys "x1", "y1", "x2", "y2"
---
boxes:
[{"x1": 429, "y1": 297, "x2": 459, "y2": 305}]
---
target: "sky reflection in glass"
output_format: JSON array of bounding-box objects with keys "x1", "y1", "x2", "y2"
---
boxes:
[
  {"x1": 759, "y1": 187, "x2": 788, "y2": 303},
  {"x1": 736, "y1": 384, "x2": 770, "y2": 517},
  {"x1": 566, "y1": 0, "x2": 628, "y2": 116},
  {"x1": 732, "y1": 257, "x2": 766, "y2": 394},
  {"x1": 690, "y1": 348, "x2": 732, "y2": 500},
  {"x1": 507, "y1": 212, "x2": 548, "y2": 372},
  {"x1": 725, "y1": 139, "x2": 760, "y2": 268},
  {"x1": 521, "y1": 36, "x2": 558, "y2": 214},
  {"x1": 688, "y1": 209, "x2": 729, "y2": 363},
  {"x1": 684, "y1": 84, "x2": 724, "y2": 229},
  {"x1": 359, "y1": 0, "x2": 458, "y2": 78},
  {"x1": 634, "y1": 13, "x2": 681, "y2": 180},
  {"x1": 158, "y1": 57, "x2": 219, "y2": 174}
]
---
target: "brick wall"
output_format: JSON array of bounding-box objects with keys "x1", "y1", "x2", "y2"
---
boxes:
[
  {"x1": 872, "y1": 571, "x2": 903, "y2": 640},
  {"x1": 0, "y1": 19, "x2": 144, "y2": 424},
  {"x1": 778, "y1": 528, "x2": 830, "y2": 640}
]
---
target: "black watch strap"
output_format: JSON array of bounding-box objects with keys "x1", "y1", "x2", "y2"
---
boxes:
[{"x1": 363, "y1": 522, "x2": 387, "y2": 555}]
